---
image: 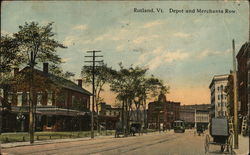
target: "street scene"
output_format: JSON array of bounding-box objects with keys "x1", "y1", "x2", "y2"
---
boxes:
[
  {"x1": 1, "y1": 130, "x2": 243, "y2": 155},
  {"x1": 0, "y1": 1, "x2": 249, "y2": 155}
]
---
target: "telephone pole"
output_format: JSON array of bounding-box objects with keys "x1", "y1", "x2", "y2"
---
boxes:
[
  {"x1": 84, "y1": 50, "x2": 103, "y2": 139},
  {"x1": 232, "y1": 39, "x2": 239, "y2": 149}
]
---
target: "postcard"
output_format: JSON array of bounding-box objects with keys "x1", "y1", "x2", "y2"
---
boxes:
[{"x1": 0, "y1": 1, "x2": 249, "y2": 155}]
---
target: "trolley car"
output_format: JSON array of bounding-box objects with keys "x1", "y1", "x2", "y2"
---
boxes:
[
  {"x1": 204, "y1": 118, "x2": 233, "y2": 154},
  {"x1": 173, "y1": 120, "x2": 185, "y2": 133}
]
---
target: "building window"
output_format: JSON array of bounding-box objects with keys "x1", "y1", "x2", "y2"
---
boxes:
[
  {"x1": 37, "y1": 93, "x2": 42, "y2": 106},
  {"x1": 218, "y1": 95, "x2": 220, "y2": 100},
  {"x1": 26, "y1": 92, "x2": 30, "y2": 105},
  {"x1": 8, "y1": 93, "x2": 13, "y2": 103},
  {"x1": 17, "y1": 92, "x2": 22, "y2": 106},
  {"x1": 48, "y1": 92, "x2": 53, "y2": 106},
  {"x1": 72, "y1": 96, "x2": 75, "y2": 105}
]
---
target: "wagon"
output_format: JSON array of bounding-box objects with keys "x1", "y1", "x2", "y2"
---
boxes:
[
  {"x1": 204, "y1": 118, "x2": 233, "y2": 154},
  {"x1": 115, "y1": 122, "x2": 124, "y2": 138}
]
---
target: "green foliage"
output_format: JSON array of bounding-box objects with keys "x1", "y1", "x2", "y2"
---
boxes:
[
  {"x1": 110, "y1": 63, "x2": 168, "y2": 106},
  {"x1": 0, "y1": 35, "x2": 22, "y2": 72},
  {"x1": 49, "y1": 64, "x2": 75, "y2": 80},
  {"x1": 81, "y1": 64, "x2": 114, "y2": 104},
  {"x1": 13, "y1": 22, "x2": 66, "y2": 66}
]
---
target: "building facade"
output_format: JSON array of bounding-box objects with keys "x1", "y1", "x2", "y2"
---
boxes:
[
  {"x1": 2, "y1": 63, "x2": 92, "y2": 132},
  {"x1": 209, "y1": 74, "x2": 229, "y2": 118},
  {"x1": 98, "y1": 102, "x2": 121, "y2": 130},
  {"x1": 147, "y1": 94, "x2": 180, "y2": 130},
  {"x1": 179, "y1": 106, "x2": 195, "y2": 129},
  {"x1": 180, "y1": 104, "x2": 210, "y2": 129},
  {"x1": 236, "y1": 42, "x2": 249, "y2": 117}
]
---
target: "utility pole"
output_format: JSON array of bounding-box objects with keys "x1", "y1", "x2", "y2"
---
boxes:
[
  {"x1": 232, "y1": 39, "x2": 239, "y2": 149},
  {"x1": 248, "y1": 43, "x2": 250, "y2": 155},
  {"x1": 84, "y1": 50, "x2": 103, "y2": 139},
  {"x1": 248, "y1": 1, "x2": 250, "y2": 153},
  {"x1": 29, "y1": 50, "x2": 36, "y2": 144}
]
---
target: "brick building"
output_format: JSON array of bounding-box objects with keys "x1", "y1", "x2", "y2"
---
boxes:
[
  {"x1": 236, "y1": 42, "x2": 249, "y2": 117},
  {"x1": 147, "y1": 94, "x2": 180, "y2": 130},
  {"x1": 98, "y1": 102, "x2": 121, "y2": 130},
  {"x1": 2, "y1": 63, "x2": 92, "y2": 132}
]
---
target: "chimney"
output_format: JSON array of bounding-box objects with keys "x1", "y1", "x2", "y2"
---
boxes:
[
  {"x1": 77, "y1": 79, "x2": 82, "y2": 87},
  {"x1": 43, "y1": 63, "x2": 48, "y2": 74},
  {"x1": 14, "y1": 68, "x2": 19, "y2": 76}
]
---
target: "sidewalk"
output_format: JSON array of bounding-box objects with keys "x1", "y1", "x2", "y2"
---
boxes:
[
  {"x1": 233, "y1": 135, "x2": 249, "y2": 155},
  {"x1": 1, "y1": 131, "x2": 160, "y2": 149},
  {"x1": 1, "y1": 135, "x2": 114, "y2": 149}
]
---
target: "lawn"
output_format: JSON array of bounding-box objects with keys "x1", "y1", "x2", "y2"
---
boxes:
[{"x1": 0, "y1": 130, "x2": 115, "y2": 143}]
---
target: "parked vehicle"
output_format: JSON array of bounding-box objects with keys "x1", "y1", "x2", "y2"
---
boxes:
[
  {"x1": 173, "y1": 120, "x2": 185, "y2": 133},
  {"x1": 130, "y1": 123, "x2": 142, "y2": 136},
  {"x1": 204, "y1": 118, "x2": 233, "y2": 154},
  {"x1": 196, "y1": 123, "x2": 204, "y2": 136}
]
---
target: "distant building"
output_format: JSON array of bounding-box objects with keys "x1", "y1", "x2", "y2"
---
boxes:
[
  {"x1": 179, "y1": 106, "x2": 195, "y2": 128},
  {"x1": 209, "y1": 74, "x2": 229, "y2": 118},
  {"x1": 236, "y1": 42, "x2": 249, "y2": 117},
  {"x1": 180, "y1": 104, "x2": 210, "y2": 129},
  {"x1": 98, "y1": 102, "x2": 121, "y2": 129},
  {"x1": 147, "y1": 94, "x2": 180, "y2": 130},
  {"x1": 195, "y1": 109, "x2": 209, "y2": 129},
  {"x1": 2, "y1": 63, "x2": 91, "y2": 132}
]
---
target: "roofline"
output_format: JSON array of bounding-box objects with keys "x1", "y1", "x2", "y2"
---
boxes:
[{"x1": 209, "y1": 74, "x2": 229, "y2": 88}]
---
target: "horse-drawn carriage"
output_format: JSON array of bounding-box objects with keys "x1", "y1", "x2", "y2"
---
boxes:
[
  {"x1": 115, "y1": 122, "x2": 142, "y2": 137},
  {"x1": 204, "y1": 118, "x2": 233, "y2": 154}
]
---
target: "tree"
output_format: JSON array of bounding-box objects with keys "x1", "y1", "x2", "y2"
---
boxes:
[
  {"x1": 81, "y1": 64, "x2": 114, "y2": 108},
  {"x1": 0, "y1": 35, "x2": 23, "y2": 95},
  {"x1": 13, "y1": 22, "x2": 66, "y2": 66},
  {"x1": 0, "y1": 35, "x2": 23, "y2": 72},
  {"x1": 81, "y1": 64, "x2": 114, "y2": 132},
  {"x1": 49, "y1": 64, "x2": 75, "y2": 80},
  {"x1": 109, "y1": 63, "x2": 169, "y2": 133},
  {"x1": 12, "y1": 21, "x2": 66, "y2": 143}
]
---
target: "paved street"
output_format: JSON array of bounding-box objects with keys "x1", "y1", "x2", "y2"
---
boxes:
[{"x1": 2, "y1": 130, "x2": 233, "y2": 155}]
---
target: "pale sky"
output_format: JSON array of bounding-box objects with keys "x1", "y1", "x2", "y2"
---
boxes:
[{"x1": 1, "y1": 1, "x2": 248, "y2": 105}]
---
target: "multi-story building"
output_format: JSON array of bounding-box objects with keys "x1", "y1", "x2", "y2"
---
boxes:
[
  {"x1": 209, "y1": 74, "x2": 229, "y2": 118},
  {"x1": 236, "y1": 42, "x2": 249, "y2": 117},
  {"x1": 180, "y1": 104, "x2": 210, "y2": 129},
  {"x1": 195, "y1": 109, "x2": 209, "y2": 129},
  {"x1": 179, "y1": 106, "x2": 195, "y2": 128},
  {"x1": 2, "y1": 63, "x2": 92, "y2": 132},
  {"x1": 147, "y1": 94, "x2": 180, "y2": 130},
  {"x1": 98, "y1": 102, "x2": 121, "y2": 129}
]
